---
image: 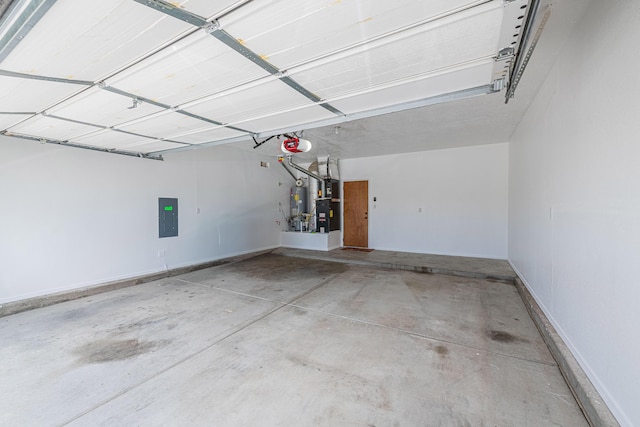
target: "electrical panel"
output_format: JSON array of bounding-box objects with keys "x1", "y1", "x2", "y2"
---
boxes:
[{"x1": 159, "y1": 198, "x2": 178, "y2": 238}]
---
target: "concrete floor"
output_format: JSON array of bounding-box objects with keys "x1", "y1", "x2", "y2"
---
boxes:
[
  {"x1": 274, "y1": 247, "x2": 517, "y2": 280},
  {"x1": 0, "y1": 252, "x2": 588, "y2": 426}
]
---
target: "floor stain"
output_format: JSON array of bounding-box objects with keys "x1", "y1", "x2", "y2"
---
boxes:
[
  {"x1": 74, "y1": 338, "x2": 167, "y2": 364},
  {"x1": 225, "y1": 254, "x2": 348, "y2": 282},
  {"x1": 291, "y1": 307, "x2": 308, "y2": 316},
  {"x1": 486, "y1": 278, "x2": 515, "y2": 285},
  {"x1": 435, "y1": 345, "x2": 449, "y2": 356},
  {"x1": 488, "y1": 330, "x2": 517, "y2": 343},
  {"x1": 61, "y1": 295, "x2": 138, "y2": 321},
  {"x1": 62, "y1": 307, "x2": 90, "y2": 321}
]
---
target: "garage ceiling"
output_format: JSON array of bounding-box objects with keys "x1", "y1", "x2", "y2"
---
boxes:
[
  {"x1": 0, "y1": 0, "x2": 544, "y2": 160},
  {"x1": 296, "y1": 0, "x2": 588, "y2": 162}
]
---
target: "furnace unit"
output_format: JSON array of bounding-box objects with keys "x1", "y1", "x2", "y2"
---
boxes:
[
  {"x1": 317, "y1": 179, "x2": 340, "y2": 233},
  {"x1": 316, "y1": 199, "x2": 340, "y2": 233}
]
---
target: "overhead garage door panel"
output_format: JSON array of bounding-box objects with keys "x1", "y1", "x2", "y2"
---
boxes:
[
  {"x1": 105, "y1": 32, "x2": 271, "y2": 107},
  {"x1": 0, "y1": 0, "x2": 193, "y2": 82},
  {"x1": 289, "y1": 5, "x2": 502, "y2": 101},
  {"x1": 220, "y1": 0, "x2": 486, "y2": 69},
  {"x1": 0, "y1": 0, "x2": 533, "y2": 158}
]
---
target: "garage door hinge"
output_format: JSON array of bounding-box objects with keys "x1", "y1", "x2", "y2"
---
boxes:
[
  {"x1": 495, "y1": 47, "x2": 515, "y2": 61},
  {"x1": 491, "y1": 78, "x2": 506, "y2": 92}
]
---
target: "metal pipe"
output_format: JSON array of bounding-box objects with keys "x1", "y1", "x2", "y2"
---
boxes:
[
  {"x1": 279, "y1": 160, "x2": 298, "y2": 181},
  {"x1": 287, "y1": 155, "x2": 324, "y2": 182}
]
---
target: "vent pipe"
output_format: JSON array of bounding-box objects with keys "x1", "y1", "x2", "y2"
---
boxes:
[
  {"x1": 286, "y1": 155, "x2": 324, "y2": 182},
  {"x1": 279, "y1": 158, "x2": 298, "y2": 181},
  {"x1": 286, "y1": 155, "x2": 326, "y2": 200}
]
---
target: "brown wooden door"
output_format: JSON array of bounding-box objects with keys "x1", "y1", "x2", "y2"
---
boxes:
[{"x1": 343, "y1": 180, "x2": 368, "y2": 248}]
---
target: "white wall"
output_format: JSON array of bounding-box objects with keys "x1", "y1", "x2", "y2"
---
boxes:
[
  {"x1": 508, "y1": 1, "x2": 640, "y2": 425},
  {"x1": 0, "y1": 137, "x2": 290, "y2": 304},
  {"x1": 340, "y1": 143, "x2": 508, "y2": 258}
]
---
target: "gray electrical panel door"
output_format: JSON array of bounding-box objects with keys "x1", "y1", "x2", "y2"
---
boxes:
[{"x1": 159, "y1": 198, "x2": 178, "y2": 238}]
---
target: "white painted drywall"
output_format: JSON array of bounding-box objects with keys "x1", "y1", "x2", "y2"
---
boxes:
[
  {"x1": 340, "y1": 143, "x2": 508, "y2": 258},
  {"x1": 280, "y1": 230, "x2": 341, "y2": 251},
  {"x1": 0, "y1": 138, "x2": 290, "y2": 304},
  {"x1": 508, "y1": 1, "x2": 640, "y2": 425}
]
